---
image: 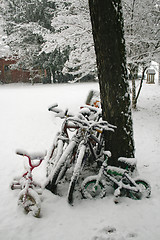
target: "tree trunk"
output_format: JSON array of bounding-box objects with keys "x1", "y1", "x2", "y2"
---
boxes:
[
  {"x1": 130, "y1": 64, "x2": 138, "y2": 109},
  {"x1": 88, "y1": 0, "x2": 135, "y2": 165},
  {"x1": 132, "y1": 79, "x2": 136, "y2": 109},
  {"x1": 50, "y1": 66, "x2": 54, "y2": 84},
  {"x1": 135, "y1": 66, "x2": 148, "y2": 106}
]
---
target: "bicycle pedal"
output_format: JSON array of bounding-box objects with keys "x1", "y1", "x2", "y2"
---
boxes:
[
  {"x1": 36, "y1": 189, "x2": 43, "y2": 195},
  {"x1": 11, "y1": 184, "x2": 21, "y2": 190},
  {"x1": 114, "y1": 198, "x2": 119, "y2": 204}
]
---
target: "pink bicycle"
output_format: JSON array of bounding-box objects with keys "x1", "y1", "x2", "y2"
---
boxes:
[{"x1": 11, "y1": 150, "x2": 46, "y2": 217}]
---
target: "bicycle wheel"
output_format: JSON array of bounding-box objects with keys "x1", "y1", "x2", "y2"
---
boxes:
[
  {"x1": 18, "y1": 188, "x2": 41, "y2": 217},
  {"x1": 46, "y1": 141, "x2": 77, "y2": 193},
  {"x1": 81, "y1": 176, "x2": 106, "y2": 199},
  {"x1": 128, "y1": 179, "x2": 151, "y2": 200},
  {"x1": 46, "y1": 138, "x2": 66, "y2": 177},
  {"x1": 67, "y1": 144, "x2": 86, "y2": 204}
]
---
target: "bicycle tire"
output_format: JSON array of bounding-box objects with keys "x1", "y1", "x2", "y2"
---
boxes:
[
  {"x1": 18, "y1": 188, "x2": 41, "y2": 217},
  {"x1": 67, "y1": 178, "x2": 77, "y2": 205},
  {"x1": 81, "y1": 176, "x2": 106, "y2": 199},
  {"x1": 46, "y1": 138, "x2": 66, "y2": 177},
  {"x1": 128, "y1": 179, "x2": 151, "y2": 200},
  {"x1": 46, "y1": 141, "x2": 77, "y2": 193},
  {"x1": 55, "y1": 151, "x2": 74, "y2": 184},
  {"x1": 67, "y1": 144, "x2": 86, "y2": 204}
]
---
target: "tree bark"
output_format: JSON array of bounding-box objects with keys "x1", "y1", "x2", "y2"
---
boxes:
[
  {"x1": 131, "y1": 65, "x2": 138, "y2": 109},
  {"x1": 135, "y1": 66, "x2": 148, "y2": 105},
  {"x1": 132, "y1": 78, "x2": 136, "y2": 109},
  {"x1": 88, "y1": 0, "x2": 135, "y2": 165}
]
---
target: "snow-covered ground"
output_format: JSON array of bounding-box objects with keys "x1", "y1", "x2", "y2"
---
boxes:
[{"x1": 0, "y1": 81, "x2": 160, "y2": 240}]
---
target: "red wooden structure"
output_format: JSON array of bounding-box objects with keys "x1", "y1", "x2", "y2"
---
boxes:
[{"x1": 0, "y1": 57, "x2": 41, "y2": 84}]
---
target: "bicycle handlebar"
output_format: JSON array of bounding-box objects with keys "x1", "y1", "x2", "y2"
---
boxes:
[
  {"x1": 48, "y1": 103, "x2": 116, "y2": 132},
  {"x1": 48, "y1": 103, "x2": 59, "y2": 112},
  {"x1": 80, "y1": 104, "x2": 102, "y2": 114},
  {"x1": 48, "y1": 103, "x2": 73, "y2": 119},
  {"x1": 67, "y1": 117, "x2": 116, "y2": 132}
]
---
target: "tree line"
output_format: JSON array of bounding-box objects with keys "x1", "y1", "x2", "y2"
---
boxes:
[
  {"x1": 0, "y1": 0, "x2": 159, "y2": 168},
  {"x1": 0, "y1": 0, "x2": 159, "y2": 89}
]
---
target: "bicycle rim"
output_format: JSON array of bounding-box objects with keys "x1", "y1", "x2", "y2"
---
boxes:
[
  {"x1": 82, "y1": 178, "x2": 106, "y2": 199},
  {"x1": 18, "y1": 189, "x2": 41, "y2": 217},
  {"x1": 67, "y1": 144, "x2": 86, "y2": 204},
  {"x1": 128, "y1": 179, "x2": 151, "y2": 200}
]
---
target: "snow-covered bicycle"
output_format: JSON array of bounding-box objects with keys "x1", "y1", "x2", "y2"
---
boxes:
[
  {"x1": 67, "y1": 117, "x2": 114, "y2": 204},
  {"x1": 81, "y1": 151, "x2": 151, "y2": 202},
  {"x1": 46, "y1": 104, "x2": 77, "y2": 179},
  {"x1": 46, "y1": 104, "x2": 103, "y2": 178},
  {"x1": 46, "y1": 104, "x2": 107, "y2": 194},
  {"x1": 11, "y1": 150, "x2": 46, "y2": 217},
  {"x1": 45, "y1": 112, "x2": 115, "y2": 204}
]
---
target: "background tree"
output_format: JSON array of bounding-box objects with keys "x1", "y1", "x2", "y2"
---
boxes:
[
  {"x1": 37, "y1": 47, "x2": 71, "y2": 84},
  {"x1": 0, "y1": 0, "x2": 71, "y2": 83},
  {"x1": 123, "y1": 0, "x2": 160, "y2": 108},
  {"x1": 88, "y1": 0, "x2": 135, "y2": 164},
  {"x1": 1, "y1": 0, "x2": 159, "y2": 84},
  {"x1": 42, "y1": 0, "x2": 97, "y2": 82}
]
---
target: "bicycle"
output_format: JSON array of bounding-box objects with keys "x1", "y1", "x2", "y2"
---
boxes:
[
  {"x1": 45, "y1": 104, "x2": 81, "y2": 192},
  {"x1": 85, "y1": 90, "x2": 100, "y2": 108},
  {"x1": 46, "y1": 104, "x2": 102, "y2": 178},
  {"x1": 45, "y1": 113, "x2": 115, "y2": 204},
  {"x1": 46, "y1": 104, "x2": 102, "y2": 191},
  {"x1": 46, "y1": 103, "x2": 104, "y2": 179},
  {"x1": 81, "y1": 151, "x2": 151, "y2": 202},
  {"x1": 11, "y1": 150, "x2": 46, "y2": 217}
]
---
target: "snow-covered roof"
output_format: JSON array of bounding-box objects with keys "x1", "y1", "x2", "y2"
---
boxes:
[{"x1": 146, "y1": 69, "x2": 156, "y2": 74}]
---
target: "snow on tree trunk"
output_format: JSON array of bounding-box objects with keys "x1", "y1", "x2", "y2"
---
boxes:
[{"x1": 88, "y1": 0, "x2": 135, "y2": 165}]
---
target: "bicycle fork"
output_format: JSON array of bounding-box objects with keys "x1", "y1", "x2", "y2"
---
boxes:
[{"x1": 67, "y1": 143, "x2": 87, "y2": 204}]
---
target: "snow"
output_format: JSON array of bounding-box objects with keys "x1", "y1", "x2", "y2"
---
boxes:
[
  {"x1": 0, "y1": 81, "x2": 160, "y2": 240},
  {"x1": 118, "y1": 157, "x2": 137, "y2": 166}
]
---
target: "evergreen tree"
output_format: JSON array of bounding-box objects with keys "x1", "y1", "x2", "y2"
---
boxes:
[
  {"x1": 1, "y1": 0, "x2": 70, "y2": 83},
  {"x1": 3, "y1": 0, "x2": 55, "y2": 31},
  {"x1": 123, "y1": 0, "x2": 160, "y2": 108},
  {"x1": 1, "y1": 0, "x2": 159, "y2": 83},
  {"x1": 42, "y1": 0, "x2": 97, "y2": 82}
]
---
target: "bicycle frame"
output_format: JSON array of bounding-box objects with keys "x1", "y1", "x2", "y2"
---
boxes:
[
  {"x1": 11, "y1": 151, "x2": 46, "y2": 217},
  {"x1": 46, "y1": 105, "x2": 80, "y2": 177},
  {"x1": 11, "y1": 151, "x2": 44, "y2": 190},
  {"x1": 67, "y1": 127, "x2": 105, "y2": 173},
  {"x1": 46, "y1": 123, "x2": 103, "y2": 193},
  {"x1": 95, "y1": 157, "x2": 140, "y2": 197},
  {"x1": 67, "y1": 127, "x2": 107, "y2": 204},
  {"x1": 48, "y1": 119, "x2": 79, "y2": 160},
  {"x1": 46, "y1": 105, "x2": 115, "y2": 199},
  {"x1": 47, "y1": 103, "x2": 112, "y2": 174},
  {"x1": 87, "y1": 131, "x2": 105, "y2": 162}
]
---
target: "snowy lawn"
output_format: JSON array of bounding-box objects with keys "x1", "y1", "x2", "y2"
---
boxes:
[{"x1": 0, "y1": 81, "x2": 160, "y2": 240}]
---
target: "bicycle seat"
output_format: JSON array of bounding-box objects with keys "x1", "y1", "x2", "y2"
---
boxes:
[
  {"x1": 103, "y1": 151, "x2": 112, "y2": 158},
  {"x1": 16, "y1": 149, "x2": 47, "y2": 160},
  {"x1": 118, "y1": 157, "x2": 137, "y2": 167}
]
